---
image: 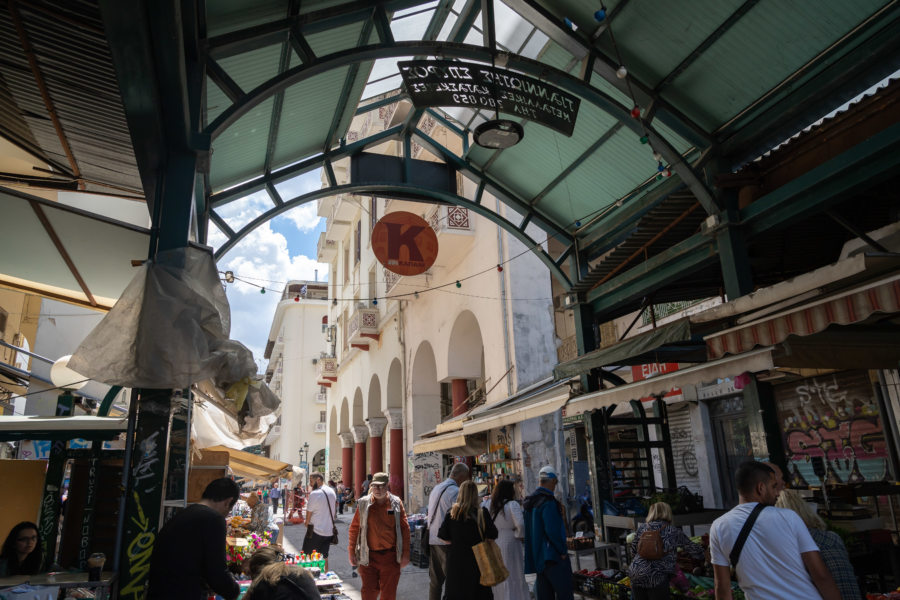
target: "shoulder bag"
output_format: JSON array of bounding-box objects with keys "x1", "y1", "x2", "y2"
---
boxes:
[
  {"x1": 320, "y1": 488, "x2": 339, "y2": 545},
  {"x1": 729, "y1": 503, "x2": 766, "y2": 579},
  {"x1": 472, "y1": 508, "x2": 509, "y2": 587}
]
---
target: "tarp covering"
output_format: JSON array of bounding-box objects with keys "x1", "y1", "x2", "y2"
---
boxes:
[
  {"x1": 69, "y1": 246, "x2": 256, "y2": 389},
  {"x1": 191, "y1": 397, "x2": 276, "y2": 449},
  {"x1": 553, "y1": 318, "x2": 701, "y2": 379},
  {"x1": 199, "y1": 444, "x2": 291, "y2": 480}
]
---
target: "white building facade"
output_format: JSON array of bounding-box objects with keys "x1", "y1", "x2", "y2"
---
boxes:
[{"x1": 264, "y1": 281, "x2": 329, "y2": 470}]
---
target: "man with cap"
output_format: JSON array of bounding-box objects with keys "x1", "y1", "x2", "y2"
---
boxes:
[
  {"x1": 348, "y1": 472, "x2": 411, "y2": 600},
  {"x1": 523, "y1": 465, "x2": 574, "y2": 600}
]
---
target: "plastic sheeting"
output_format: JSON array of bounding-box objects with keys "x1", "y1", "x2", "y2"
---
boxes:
[
  {"x1": 69, "y1": 247, "x2": 256, "y2": 389},
  {"x1": 191, "y1": 397, "x2": 276, "y2": 449}
]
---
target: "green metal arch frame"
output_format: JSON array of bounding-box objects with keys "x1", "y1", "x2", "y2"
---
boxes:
[
  {"x1": 203, "y1": 40, "x2": 717, "y2": 215},
  {"x1": 212, "y1": 181, "x2": 573, "y2": 290}
]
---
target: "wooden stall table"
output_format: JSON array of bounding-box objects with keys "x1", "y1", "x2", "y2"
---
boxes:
[{"x1": 0, "y1": 571, "x2": 116, "y2": 600}]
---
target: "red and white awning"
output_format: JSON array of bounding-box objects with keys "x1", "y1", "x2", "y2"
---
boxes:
[{"x1": 706, "y1": 273, "x2": 900, "y2": 360}]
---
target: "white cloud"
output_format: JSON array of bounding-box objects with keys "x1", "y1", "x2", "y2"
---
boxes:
[
  {"x1": 282, "y1": 202, "x2": 320, "y2": 232},
  {"x1": 216, "y1": 223, "x2": 329, "y2": 369}
]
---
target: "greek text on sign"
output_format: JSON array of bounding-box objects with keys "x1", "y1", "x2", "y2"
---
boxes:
[
  {"x1": 398, "y1": 60, "x2": 580, "y2": 136},
  {"x1": 372, "y1": 211, "x2": 439, "y2": 276}
]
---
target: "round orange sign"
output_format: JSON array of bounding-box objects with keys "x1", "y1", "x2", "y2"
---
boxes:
[{"x1": 371, "y1": 211, "x2": 439, "y2": 276}]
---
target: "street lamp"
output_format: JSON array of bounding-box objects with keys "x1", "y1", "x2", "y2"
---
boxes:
[{"x1": 298, "y1": 442, "x2": 309, "y2": 467}]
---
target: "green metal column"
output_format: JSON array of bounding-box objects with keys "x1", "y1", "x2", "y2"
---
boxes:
[
  {"x1": 38, "y1": 439, "x2": 67, "y2": 571},
  {"x1": 570, "y1": 250, "x2": 600, "y2": 392},
  {"x1": 715, "y1": 193, "x2": 753, "y2": 301},
  {"x1": 76, "y1": 443, "x2": 102, "y2": 570},
  {"x1": 118, "y1": 391, "x2": 174, "y2": 600}
]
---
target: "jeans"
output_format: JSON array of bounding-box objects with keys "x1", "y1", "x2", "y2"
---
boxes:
[
  {"x1": 428, "y1": 544, "x2": 449, "y2": 600},
  {"x1": 535, "y1": 558, "x2": 574, "y2": 600},
  {"x1": 359, "y1": 550, "x2": 402, "y2": 600},
  {"x1": 632, "y1": 581, "x2": 670, "y2": 600}
]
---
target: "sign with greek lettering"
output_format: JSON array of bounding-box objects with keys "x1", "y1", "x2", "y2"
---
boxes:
[
  {"x1": 398, "y1": 60, "x2": 580, "y2": 136},
  {"x1": 372, "y1": 211, "x2": 439, "y2": 276}
]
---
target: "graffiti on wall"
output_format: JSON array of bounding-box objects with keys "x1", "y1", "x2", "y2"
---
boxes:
[
  {"x1": 407, "y1": 451, "x2": 441, "y2": 513},
  {"x1": 776, "y1": 371, "x2": 887, "y2": 486}
]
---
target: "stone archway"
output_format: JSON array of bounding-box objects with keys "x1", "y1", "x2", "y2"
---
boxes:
[{"x1": 446, "y1": 309, "x2": 485, "y2": 418}]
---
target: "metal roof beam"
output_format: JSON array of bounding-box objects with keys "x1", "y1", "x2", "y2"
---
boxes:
[
  {"x1": 324, "y1": 18, "x2": 374, "y2": 151},
  {"x1": 530, "y1": 122, "x2": 623, "y2": 206},
  {"x1": 204, "y1": 0, "x2": 424, "y2": 58},
  {"x1": 503, "y1": 0, "x2": 712, "y2": 149},
  {"x1": 653, "y1": 0, "x2": 761, "y2": 93},
  {"x1": 263, "y1": 28, "x2": 293, "y2": 175},
  {"x1": 447, "y1": 0, "x2": 481, "y2": 43},
  {"x1": 413, "y1": 128, "x2": 571, "y2": 243},
  {"x1": 373, "y1": 6, "x2": 394, "y2": 44},
  {"x1": 209, "y1": 124, "x2": 402, "y2": 206},
  {"x1": 204, "y1": 40, "x2": 718, "y2": 216},
  {"x1": 212, "y1": 181, "x2": 573, "y2": 290}
]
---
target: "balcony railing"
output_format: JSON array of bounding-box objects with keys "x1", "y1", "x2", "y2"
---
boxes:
[
  {"x1": 315, "y1": 392, "x2": 327, "y2": 404},
  {"x1": 348, "y1": 306, "x2": 380, "y2": 346},
  {"x1": 316, "y1": 357, "x2": 338, "y2": 382},
  {"x1": 314, "y1": 422, "x2": 327, "y2": 433}
]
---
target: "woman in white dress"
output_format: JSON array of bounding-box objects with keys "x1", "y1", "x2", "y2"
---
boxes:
[{"x1": 481, "y1": 479, "x2": 528, "y2": 600}]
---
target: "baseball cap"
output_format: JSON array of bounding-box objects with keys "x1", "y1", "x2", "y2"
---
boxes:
[
  {"x1": 539, "y1": 465, "x2": 558, "y2": 480},
  {"x1": 371, "y1": 472, "x2": 389, "y2": 485}
]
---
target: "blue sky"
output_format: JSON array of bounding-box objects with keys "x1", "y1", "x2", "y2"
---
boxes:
[{"x1": 208, "y1": 168, "x2": 330, "y2": 369}]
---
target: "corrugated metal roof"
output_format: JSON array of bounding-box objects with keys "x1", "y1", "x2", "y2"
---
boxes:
[{"x1": 0, "y1": 1, "x2": 141, "y2": 195}]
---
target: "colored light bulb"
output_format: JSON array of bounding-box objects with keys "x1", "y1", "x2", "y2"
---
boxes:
[
  {"x1": 639, "y1": 135, "x2": 649, "y2": 144},
  {"x1": 455, "y1": 280, "x2": 461, "y2": 288},
  {"x1": 594, "y1": 8, "x2": 607, "y2": 22},
  {"x1": 630, "y1": 106, "x2": 641, "y2": 119}
]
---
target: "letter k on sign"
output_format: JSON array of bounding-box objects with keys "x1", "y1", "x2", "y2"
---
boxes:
[{"x1": 372, "y1": 211, "x2": 439, "y2": 276}]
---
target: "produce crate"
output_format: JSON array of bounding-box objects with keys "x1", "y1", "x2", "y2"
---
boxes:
[{"x1": 572, "y1": 574, "x2": 631, "y2": 600}]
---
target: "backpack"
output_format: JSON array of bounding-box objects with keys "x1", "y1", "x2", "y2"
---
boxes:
[{"x1": 636, "y1": 527, "x2": 665, "y2": 560}]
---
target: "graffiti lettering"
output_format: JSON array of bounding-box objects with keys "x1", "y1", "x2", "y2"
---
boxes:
[
  {"x1": 133, "y1": 431, "x2": 160, "y2": 488},
  {"x1": 120, "y1": 490, "x2": 155, "y2": 599},
  {"x1": 787, "y1": 419, "x2": 885, "y2": 462}
]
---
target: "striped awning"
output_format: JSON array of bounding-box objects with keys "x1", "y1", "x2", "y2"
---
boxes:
[{"x1": 706, "y1": 273, "x2": 900, "y2": 360}]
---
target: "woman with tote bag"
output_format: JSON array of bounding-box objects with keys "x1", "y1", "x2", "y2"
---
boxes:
[
  {"x1": 438, "y1": 481, "x2": 501, "y2": 600},
  {"x1": 481, "y1": 480, "x2": 527, "y2": 600}
]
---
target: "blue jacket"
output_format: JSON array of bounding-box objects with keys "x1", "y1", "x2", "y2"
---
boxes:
[{"x1": 523, "y1": 486, "x2": 567, "y2": 574}]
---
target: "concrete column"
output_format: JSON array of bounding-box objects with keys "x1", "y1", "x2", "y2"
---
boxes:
[
  {"x1": 451, "y1": 378, "x2": 468, "y2": 418},
  {"x1": 385, "y1": 408, "x2": 404, "y2": 499},
  {"x1": 366, "y1": 417, "x2": 387, "y2": 475},
  {"x1": 339, "y1": 432, "x2": 354, "y2": 490},
  {"x1": 352, "y1": 425, "x2": 369, "y2": 497}
]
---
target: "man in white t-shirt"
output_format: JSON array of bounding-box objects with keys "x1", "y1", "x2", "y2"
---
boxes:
[
  {"x1": 710, "y1": 461, "x2": 839, "y2": 600},
  {"x1": 304, "y1": 472, "x2": 337, "y2": 569},
  {"x1": 426, "y1": 462, "x2": 469, "y2": 600}
]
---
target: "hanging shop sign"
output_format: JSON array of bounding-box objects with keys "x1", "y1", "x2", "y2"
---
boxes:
[
  {"x1": 775, "y1": 370, "x2": 888, "y2": 488},
  {"x1": 372, "y1": 211, "x2": 439, "y2": 276},
  {"x1": 398, "y1": 60, "x2": 580, "y2": 136}
]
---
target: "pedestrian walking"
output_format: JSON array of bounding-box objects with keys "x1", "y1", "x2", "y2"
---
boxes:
[
  {"x1": 427, "y1": 462, "x2": 470, "y2": 600},
  {"x1": 776, "y1": 489, "x2": 861, "y2": 600},
  {"x1": 362, "y1": 473, "x2": 372, "y2": 496},
  {"x1": 337, "y1": 482, "x2": 346, "y2": 514},
  {"x1": 438, "y1": 480, "x2": 499, "y2": 600},
  {"x1": 627, "y1": 502, "x2": 703, "y2": 600},
  {"x1": 523, "y1": 465, "x2": 573, "y2": 600},
  {"x1": 710, "y1": 460, "x2": 840, "y2": 600},
  {"x1": 262, "y1": 486, "x2": 269, "y2": 505},
  {"x1": 270, "y1": 484, "x2": 282, "y2": 514},
  {"x1": 481, "y1": 480, "x2": 527, "y2": 600},
  {"x1": 348, "y1": 472, "x2": 411, "y2": 600},
  {"x1": 303, "y1": 472, "x2": 337, "y2": 570}
]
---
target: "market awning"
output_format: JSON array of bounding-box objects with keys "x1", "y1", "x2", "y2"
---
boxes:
[
  {"x1": 564, "y1": 348, "x2": 776, "y2": 417},
  {"x1": 0, "y1": 415, "x2": 127, "y2": 441},
  {"x1": 0, "y1": 187, "x2": 150, "y2": 310},
  {"x1": 199, "y1": 445, "x2": 292, "y2": 480},
  {"x1": 553, "y1": 318, "x2": 705, "y2": 380},
  {"x1": 463, "y1": 379, "x2": 572, "y2": 435},
  {"x1": 412, "y1": 430, "x2": 488, "y2": 456},
  {"x1": 774, "y1": 323, "x2": 900, "y2": 369},
  {"x1": 706, "y1": 273, "x2": 900, "y2": 360}
]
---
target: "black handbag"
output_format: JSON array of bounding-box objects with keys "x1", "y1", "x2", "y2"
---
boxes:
[{"x1": 325, "y1": 489, "x2": 339, "y2": 545}]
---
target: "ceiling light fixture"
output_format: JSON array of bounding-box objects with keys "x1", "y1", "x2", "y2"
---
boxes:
[{"x1": 474, "y1": 119, "x2": 524, "y2": 149}]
